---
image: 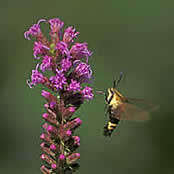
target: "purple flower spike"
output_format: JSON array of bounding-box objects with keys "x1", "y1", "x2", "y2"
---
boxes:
[
  {"x1": 67, "y1": 79, "x2": 81, "y2": 92},
  {"x1": 61, "y1": 58, "x2": 72, "y2": 72},
  {"x1": 25, "y1": 17, "x2": 94, "y2": 174},
  {"x1": 81, "y1": 86, "x2": 94, "y2": 101},
  {"x1": 49, "y1": 69, "x2": 67, "y2": 90},
  {"x1": 56, "y1": 41, "x2": 70, "y2": 57},
  {"x1": 33, "y1": 41, "x2": 50, "y2": 59},
  {"x1": 63, "y1": 26, "x2": 79, "y2": 44},
  {"x1": 27, "y1": 64, "x2": 45, "y2": 88},
  {"x1": 24, "y1": 19, "x2": 46, "y2": 40},
  {"x1": 48, "y1": 18, "x2": 64, "y2": 33},
  {"x1": 75, "y1": 62, "x2": 92, "y2": 79},
  {"x1": 40, "y1": 55, "x2": 53, "y2": 72},
  {"x1": 70, "y1": 43, "x2": 92, "y2": 62}
]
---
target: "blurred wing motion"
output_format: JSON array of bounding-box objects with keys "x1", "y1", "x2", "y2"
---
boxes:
[{"x1": 119, "y1": 98, "x2": 158, "y2": 121}]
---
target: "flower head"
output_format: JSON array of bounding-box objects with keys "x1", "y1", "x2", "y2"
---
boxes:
[
  {"x1": 49, "y1": 69, "x2": 67, "y2": 90},
  {"x1": 75, "y1": 62, "x2": 92, "y2": 80},
  {"x1": 48, "y1": 18, "x2": 64, "y2": 33},
  {"x1": 55, "y1": 41, "x2": 70, "y2": 57},
  {"x1": 24, "y1": 19, "x2": 46, "y2": 40},
  {"x1": 33, "y1": 41, "x2": 50, "y2": 59},
  {"x1": 27, "y1": 64, "x2": 45, "y2": 88},
  {"x1": 67, "y1": 79, "x2": 81, "y2": 92},
  {"x1": 63, "y1": 26, "x2": 79, "y2": 44},
  {"x1": 81, "y1": 86, "x2": 94, "y2": 101},
  {"x1": 70, "y1": 43, "x2": 92, "y2": 62},
  {"x1": 40, "y1": 55, "x2": 53, "y2": 72},
  {"x1": 61, "y1": 58, "x2": 72, "y2": 72}
]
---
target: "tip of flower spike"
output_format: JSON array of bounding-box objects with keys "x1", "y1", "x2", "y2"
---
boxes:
[
  {"x1": 51, "y1": 163, "x2": 57, "y2": 169},
  {"x1": 59, "y1": 154, "x2": 65, "y2": 160},
  {"x1": 50, "y1": 144, "x2": 57, "y2": 150}
]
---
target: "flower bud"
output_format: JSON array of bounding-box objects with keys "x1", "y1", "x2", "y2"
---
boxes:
[
  {"x1": 51, "y1": 163, "x2": 57, "y2": 169},
  {"x1": 66, "y1": 153, "x2": 80, "y2": 164},
  {"x1": 40, "y1": 143, "x2": 55, "y2": 157},
  {"x1": 62, "y1": 106, "x2": 76, "y2": 119},
  {"x1": 40, "y1": 133, "x2": 53, "y2": 144},
  {"x1": 50, "y1": 144, "x2": 57, "y2": 151},
  {"x1": 42, "y1": 113, "x2": 59, "y2": 126},
  {"x1": 40, "y1": 154, "x2": 56, "y2": 165},
  {"x1": 40, "y1": 165, "x2": 52, "y2": 174},
  {"x1": 59, "y1": 154, "x2": 65, "y2": 160}
]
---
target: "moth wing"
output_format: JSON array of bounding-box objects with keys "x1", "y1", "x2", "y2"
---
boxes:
[
  {"x1": 120, "y1": 103, "x2": 150, "y2": 121},
  {"x1": 126, "y1": 98, "x2": 159, "y2": 112}
]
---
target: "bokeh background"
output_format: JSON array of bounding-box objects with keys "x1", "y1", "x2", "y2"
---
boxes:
[{"x1": 1, "y1": 0, "x2": 174, "y2": 173}]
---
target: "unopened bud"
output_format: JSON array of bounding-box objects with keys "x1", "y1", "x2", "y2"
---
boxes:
[
  {"x1": 40, "y1": 165, "x2": 52, "y2": 174},
  {"x1": 50, "y1": 144, "x2": 57, "y2": 151},
  {"x1": 67, "y1": 153, "x2": 80, "y2": 164},
  {"x1": 59, "y1": 154, "x2": 65, "y2": 160}
]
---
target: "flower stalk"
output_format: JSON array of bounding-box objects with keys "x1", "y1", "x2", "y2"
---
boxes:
[{"x1": 24, "y1": 18, "x2": 94, "y2": 174}]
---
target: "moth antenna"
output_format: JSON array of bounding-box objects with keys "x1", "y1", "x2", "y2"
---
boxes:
[{"x1": 114, "y1": 72, "x2": 123, "y2": 88}]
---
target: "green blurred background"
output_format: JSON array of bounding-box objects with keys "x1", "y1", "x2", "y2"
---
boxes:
[{"x1": 1, "y1": 0, "x2": 174, "y2": 173}]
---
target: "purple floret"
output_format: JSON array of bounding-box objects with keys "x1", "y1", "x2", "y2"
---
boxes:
[
  {"x1": 24, "y1": 19, "x2": 46, "y2": 40},
  {"x1": 27, "y1": 64, "x2": 45, "y2": 88},
  {"x1": 81, "y1": 86, "x2": 94, "y2": 101},
  {"x1": 33, "y1": 41, "x2": 50, "y2": 59},
  {"x1": 49, "y1": 69, "x2": 67, "y2": 90},
  {"x1": 70, "y1": 43, "x2": 92, "y2": 62},
  {"x1": 40, "y1": 55, "x2": 53, "y2": 72},
  {"x1": 48, "y1": 18, "x2": 64, "y2": 33},
  {"x1": 61, "y1": 58, "x2": 72, "y2": 72},
  {"x1": 75, "y1": 62, "x2": 92, "y2": 79},
  {"x1": 63, "y1": 26, "x2": 79, "y2": 44},
  {"x1": 55, "y1": 41, "x2": 70, "y2": 57},
  {"x1": 67, "y1": 79, "x2": 81, "y2": 92}
]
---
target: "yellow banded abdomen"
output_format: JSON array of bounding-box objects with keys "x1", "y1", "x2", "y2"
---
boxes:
[{"x1": 107, "y1": 121, "x2": 117, "y2": 130}]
